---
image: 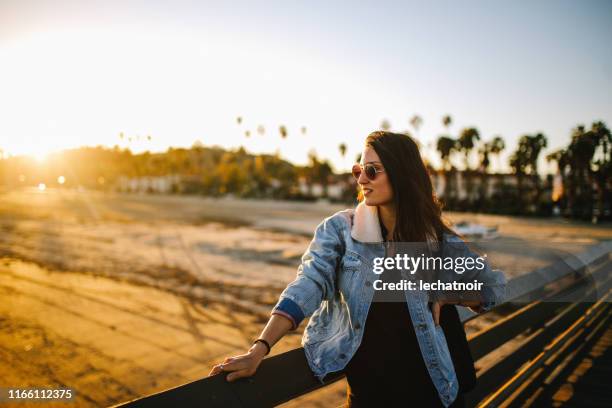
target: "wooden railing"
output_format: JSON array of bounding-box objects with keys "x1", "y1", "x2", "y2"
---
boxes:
[{"x1": 116, "y1": 241, "x2": 611, "y2": 408}]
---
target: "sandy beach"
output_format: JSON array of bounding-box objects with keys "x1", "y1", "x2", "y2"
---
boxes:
[{"x1": 1, "y1": 188, "x2": 610, "y2": 407}]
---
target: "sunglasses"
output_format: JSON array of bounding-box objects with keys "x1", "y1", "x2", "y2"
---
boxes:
[{"x1": 352, "y1": 163, "x2": 385, "y2": 181}]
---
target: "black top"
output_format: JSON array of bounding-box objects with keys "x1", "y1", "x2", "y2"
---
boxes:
[
  {"x1": 343, "y1": 220, "x2": 460, "y2": 407},
  {"x1": 344, "y1": 266, "x2": 445, "y2": 407}
]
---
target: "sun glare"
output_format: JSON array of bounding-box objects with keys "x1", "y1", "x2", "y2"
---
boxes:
[
  {"x1": 31, "y1": 150, "x2": 50, "y2": 162},
  {"x1": 0, "y1": 27, "x2": 369, "y2": 169}
]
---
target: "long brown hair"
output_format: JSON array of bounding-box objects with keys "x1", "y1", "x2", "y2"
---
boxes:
[{"x1": 364, "y1": 131, "x2": 454, "y2": 242}]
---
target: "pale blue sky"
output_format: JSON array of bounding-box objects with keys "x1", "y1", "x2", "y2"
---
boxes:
[{"x1": 1, "y1": 0, "x2": 611, "y2": 173}]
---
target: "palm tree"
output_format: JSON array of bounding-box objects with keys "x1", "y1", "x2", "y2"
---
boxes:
[
  {"x1": 489, "y1": 136, "x2": 505, "y2": 171},
  {"x1": 526, "y1": 133, "x2": 547, "y2": 206},
  {"x1": 279, "y1": 125, "x2": 288, "y2": 139},
  {"x1": 442, "y1": 115, "x2": 452, "y2": 132},
  {"x1": 305, "y1": 150, "x2": 318, "y2": 196},
  {"x1": 436, "y1": 136, "x2": 457, "y2": 203},
  {"x1": 410, "y1": 114, "x2": 423, "y2": 152},
  {"x1": 457, "y1": 127, "x2": 480, "y2": 204},
  {"x1": 338, "y1": 143, "x2": 347, "y2": 158},
  {"x1": 380, "y1": 119, "x2": 391, "y2": 131},
  {"x1": 509, "y1": 133, "x2": 546, "y2": 213},
  {"x1": 478, "y1": 136, "x2": 505, "y2": 207},
  {"x1": 479, "y1": 146, "x2": 490, "y2": 172},
  {"x1": 546, "y1": 122, "x2": 611, "y2": 220},
  {"x1": 338, "y1": 143, "x2": 348, "y2": 173},
  {"x1": 458, "y1": 128, "x2": 480, "y2": 170},
  {"x1": 478, "y1": 146, "x2": 491, "y2": 209},
  {"x1": 591, "y1": 121, "x2": 611, "y2": 163},
  {"x1": 509, "y1": 142, "x2": 529, "y2": 213},
  {"x1": 410, "y1": 115, "x2": 423, "y2": 135},
  {"x1": 590, "y1": 121, "x2": 612, "y2": 220},
  {"x1": 567, "y1": 125, "x2": 596, "y2": 218},
  {"x1": 436, "y1": 137, "x2": 455, "y2": 172}
]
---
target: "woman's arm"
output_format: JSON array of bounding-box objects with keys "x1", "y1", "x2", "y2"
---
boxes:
[
  {"x1": 208, "y1": 314, "x2": 293, "y2": 381},
  {"x1": 270, "y1": 214, "x2": 344, "y2": 327},
  {"x1": 208, "y1": 213, "x2": 345, "y2": 381},
  {"x1": 433, "y1": 235, "x2": 507, "y2": 317}
]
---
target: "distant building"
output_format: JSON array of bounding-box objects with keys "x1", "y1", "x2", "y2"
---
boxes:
[
  {"x1": 117, "y1": 175, "x2": 182, "y2": 193},
  {"x1": 429, "y1": 170, "x2": 545, "y2": 201},
  {"x1": 297, "y1": 174, "x2": 353, "y2": 200}
]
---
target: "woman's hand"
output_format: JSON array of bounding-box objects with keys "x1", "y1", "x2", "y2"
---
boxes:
[
  {"x1": 208, "y1": 342, "x2": 268, "y2": 382},
  {"x1": 430, "y1": 300, "x2": 483, "y2": 326},
  {"x1": 209, "y1": 314, "x2": 293, "y2": 381}
]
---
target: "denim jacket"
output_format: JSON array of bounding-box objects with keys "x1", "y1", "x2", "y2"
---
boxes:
[{"x1": 271, "y1": 202, "x2": 506, "y2": 407}]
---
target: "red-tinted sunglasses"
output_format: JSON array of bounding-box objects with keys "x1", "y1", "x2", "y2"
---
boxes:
[{"x1": 352, "y1": 163, "x2": 385, "y2": 181}]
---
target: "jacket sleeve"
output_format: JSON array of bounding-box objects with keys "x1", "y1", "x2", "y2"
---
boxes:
[
  {"x1": 271, "y1": 215, "x2": 343, "y2": 330},
  {"x1": 437, "y1": 235, "x2": 507, "y2": 313}
]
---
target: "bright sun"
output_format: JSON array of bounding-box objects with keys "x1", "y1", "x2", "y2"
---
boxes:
[{"x1": 27, "y1": 144, "x2": 55, "y2": 162}]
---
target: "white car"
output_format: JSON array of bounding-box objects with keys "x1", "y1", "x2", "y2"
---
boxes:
[{"x1": 453, "y1": 221, "x2": 499, "y2": 240}]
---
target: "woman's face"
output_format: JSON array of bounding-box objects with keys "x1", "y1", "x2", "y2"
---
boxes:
[{"x1": 358, "y1": 146, "x2": 393, "y2": 206}]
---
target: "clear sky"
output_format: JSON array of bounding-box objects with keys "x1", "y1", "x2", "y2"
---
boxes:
[{"x1": 1, "y1": 0, "x2": 611, "y2": 173}]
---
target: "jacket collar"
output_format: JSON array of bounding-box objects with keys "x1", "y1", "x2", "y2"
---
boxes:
[
  {"x1": 349, "y1": 201, "x2": 442, "y2": 246},
  {"x1": 350, "y1": 201, "x2": 383, "y2": 243}
]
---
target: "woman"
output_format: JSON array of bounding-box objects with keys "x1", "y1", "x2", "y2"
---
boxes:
[{"x1": 208, "y1": 131, "x2": 506, "y2": 407}]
